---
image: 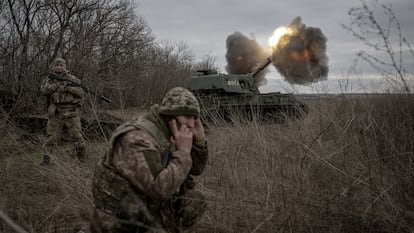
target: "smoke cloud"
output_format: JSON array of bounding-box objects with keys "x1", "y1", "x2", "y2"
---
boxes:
[
  {"x1": 225, "y1": 32, "x2": 270, "y2": 85},
  {"x1": 271, "y1": 17, "x2": 329, "y2": 85}
]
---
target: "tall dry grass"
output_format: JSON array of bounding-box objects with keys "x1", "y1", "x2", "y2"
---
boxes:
[
  {"x1": 0, "y1": 95, "x2": 413, "y2": 232},
  {"x1": 196, "y1": 95, "x2": 414, "y2": 233},
  {"x1": 0, "y1": 128, "x2": 105, "y2": 232}
]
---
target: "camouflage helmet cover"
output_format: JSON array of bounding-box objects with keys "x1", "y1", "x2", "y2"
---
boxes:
[
  {"x1": 159, "y1": 87, "x2": 200, "y2": 116},
  {"x1": 51, "y1": 58, "x2": 66, "y2": 67}
]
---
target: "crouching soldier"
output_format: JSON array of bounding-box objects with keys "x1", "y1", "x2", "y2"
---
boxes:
[{"x1": 91, "y1": 87, "x2": 209, "y2": 233}]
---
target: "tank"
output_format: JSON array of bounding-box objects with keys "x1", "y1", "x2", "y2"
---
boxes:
[{"x1": 188, "y1": 57, "x2": 308, "y2": 123}]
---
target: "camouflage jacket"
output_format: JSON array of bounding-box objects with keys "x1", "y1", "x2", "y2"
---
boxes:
[
  {"x1": 40, "y1": 71, "x2": 85, "y2": 106},
  {"x1": 91, "y1": 105, "x2": 208, "y2": 232}
]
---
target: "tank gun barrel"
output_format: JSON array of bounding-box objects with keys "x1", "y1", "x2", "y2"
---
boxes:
[{"x1": 251, "y1": 57, "x2": 272, "y2": 77}]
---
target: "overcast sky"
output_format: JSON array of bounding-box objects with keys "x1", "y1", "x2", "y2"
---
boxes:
[{"x1": 136, "y1": 0, "x2": 414, "y2": 93}]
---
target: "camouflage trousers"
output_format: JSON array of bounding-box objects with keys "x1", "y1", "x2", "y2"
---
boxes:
[
  {"x1": 91, "y1": 189, "x2": 207, "y2": 233},
  {"x1": 45, "y1": 113, "x2": 85, "y2": 150},
  {"x1": 162, "y1": 189, "x2": 208, "y2": 233}
]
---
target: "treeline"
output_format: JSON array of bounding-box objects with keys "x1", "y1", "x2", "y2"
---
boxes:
[{"x1": 0, "y1": 0, "x2": 209, "y2": 114}]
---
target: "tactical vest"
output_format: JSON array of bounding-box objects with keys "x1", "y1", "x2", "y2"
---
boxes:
[
  {"x1": 92, "y1": 117, "x2": 170, "y2": 216},
  {"x1": 49, "y1": 73, "x2": 82, "y2": 105}
]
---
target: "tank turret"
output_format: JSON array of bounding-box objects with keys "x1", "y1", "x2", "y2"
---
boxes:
[{"x1": 188, "y1": 57, "x2": 308, "y2": 123}]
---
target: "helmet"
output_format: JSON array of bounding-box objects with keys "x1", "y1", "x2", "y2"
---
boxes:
[
  {"x1": 159, "y1": 87, "x2": 200, "y2": 116},
  {"x1": 52, "y1": 58, "x2": 66, "y2": 67}
]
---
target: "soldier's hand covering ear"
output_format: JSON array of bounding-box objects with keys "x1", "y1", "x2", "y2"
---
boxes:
[
  {"x1": 192, "y1": 118, "x2": 206, "y2": 145},
  {"x1": 169, "y1": 119, "x2": 193, "y2": 154}
]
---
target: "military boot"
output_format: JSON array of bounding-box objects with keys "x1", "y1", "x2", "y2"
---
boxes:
[
  {"x1": 76, "y1": 147, "x2": 86, "y2": 162},
  {"x1": 40, "y1": 154, "x2": 50, "y2": 165}
]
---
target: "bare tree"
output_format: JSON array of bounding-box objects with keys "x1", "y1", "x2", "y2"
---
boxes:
[
  {"x1": 6, "y1": 0, "x2": 39, "y2": 72},
  {"x1": 138, "y1": 41, "x2": 194, "y2": 107},
  {"x1": 0, "y1": 0, "x2": 198, "y2": 115},
  {"x1": 194, "y1": 52, "x2": 219, "y2": 71},
  {"x1": 0, "y1": 0, "x2": 153, "y2": 110},
  {"x1": 342, "y1": 0, "x2": 413, "y2": 93}
]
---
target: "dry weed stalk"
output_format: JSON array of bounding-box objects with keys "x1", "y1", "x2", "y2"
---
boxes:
[{"x1": 1, "y1": 95, "x2": 413, "y2": 232}]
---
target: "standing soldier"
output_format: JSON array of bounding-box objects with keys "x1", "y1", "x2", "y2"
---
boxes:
[
  {"x1": 90, "y1": 87, "x2": 209, "y2": 233},
  {"x1": 40, "y1": 58, "x2": 86, "y2": 164}
]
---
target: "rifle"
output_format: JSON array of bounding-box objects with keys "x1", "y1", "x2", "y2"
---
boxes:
[{"x1": 48, "y1": 72, "x2": 112, "y2": 103}]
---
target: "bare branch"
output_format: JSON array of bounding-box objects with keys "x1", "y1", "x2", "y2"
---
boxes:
[{"x1": 342, "y1": 0, "x2": 412, "y2": 93}]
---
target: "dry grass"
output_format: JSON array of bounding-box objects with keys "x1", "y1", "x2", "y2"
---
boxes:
[
  {"x1": 1, "y1": 95, "x2": 413, "y2": 232},
  {"x1": 0, "y1": 131, "x2": 106, "y2": 232}
]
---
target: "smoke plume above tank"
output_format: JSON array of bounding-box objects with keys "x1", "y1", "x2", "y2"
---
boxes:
[
  {"x1": 271, "y1": 17, "x2": 329, "y2": 85},
  {"x1": 225, "y1": 32, "x2": 270, "y2": 85}
]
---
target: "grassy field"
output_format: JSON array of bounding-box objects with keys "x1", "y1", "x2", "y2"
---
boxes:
[{"x1": 1, "y1": 95, "x2": 413, "y2": 233}]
